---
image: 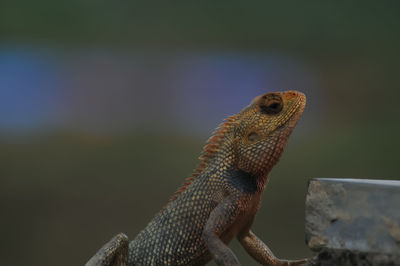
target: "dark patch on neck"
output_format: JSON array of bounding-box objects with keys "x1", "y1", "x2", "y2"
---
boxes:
[{"x1": 227, "y1": 168, "x2": 258, "y2": 194}]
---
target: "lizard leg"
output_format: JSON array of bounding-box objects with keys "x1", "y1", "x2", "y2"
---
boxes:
[
  {"x1": 203, "y1": 194, "x2": 241, "y2": 266},
  {"x1": 238, "y1": 230, "x2": 307, "y2": 266},
  {"x1": 86, "y1": 233, "x2": 129, "y2": 266}
]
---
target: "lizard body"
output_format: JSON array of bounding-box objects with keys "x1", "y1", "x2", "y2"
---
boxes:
[{"x1": 86, "y1": 91, "x2": 307, "y2": 266}]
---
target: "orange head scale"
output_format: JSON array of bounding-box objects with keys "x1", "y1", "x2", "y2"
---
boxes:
[
  {"x1": 232, "y1": 90, "x2": 306, "y2": 178},
  {"x1": 198, "y1": 90, "x2": 306, "y2": 179}
]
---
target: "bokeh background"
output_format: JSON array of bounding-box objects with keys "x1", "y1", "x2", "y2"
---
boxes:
[{"x1": 1, "y1": 2, "x2": 400, "y2": 265}]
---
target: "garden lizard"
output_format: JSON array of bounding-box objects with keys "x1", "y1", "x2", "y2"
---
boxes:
[{"x1": 86, "y1": 90, "x2": 307, "y2": 266}]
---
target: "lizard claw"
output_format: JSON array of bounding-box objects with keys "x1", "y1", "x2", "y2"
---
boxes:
[
  {"x1": 279, "y1": 258, "x2": 309, "y2": 266},
  {"x1": 289, "y1": 258, "x2": 309, "y2": 266}
]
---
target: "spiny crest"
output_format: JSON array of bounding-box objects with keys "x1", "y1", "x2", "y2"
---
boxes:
[{"x1": 168, "y1": 115, "x2": 238, "y2": 202}]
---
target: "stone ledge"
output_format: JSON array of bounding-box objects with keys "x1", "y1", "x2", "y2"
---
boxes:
[
  {"x1": 305, "y1": 178, "x2": 400, "y2": 265},
  {"x1": 307, "y1": 248, "x2": 400, "y2": 266}
]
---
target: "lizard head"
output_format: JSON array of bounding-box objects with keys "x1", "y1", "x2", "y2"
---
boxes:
[
  {"x1": 233, "y1": 90, "x2": 306, "y2": 177},
  {"x1": 169, "y1": 90, "x2": 305, "y2": 202}
]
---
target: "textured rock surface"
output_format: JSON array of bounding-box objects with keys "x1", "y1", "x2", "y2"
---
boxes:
[
  {"x1": 305, "y1": 178, "x2": 400, "y2": 265},
  {"x1": 307, "y1": 248, "x2": 400, "y2": 266}
]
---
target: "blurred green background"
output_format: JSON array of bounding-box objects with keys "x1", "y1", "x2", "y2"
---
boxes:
[{"x1": 1, "y1": 2, "x2": 400, "y2": 265}]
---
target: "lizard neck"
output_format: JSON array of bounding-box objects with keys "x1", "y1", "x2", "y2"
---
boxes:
[
  {"x1": 207, "y1": 143, "x2": 270, "y2": 193},
  {"x1": 236, "y1": 125, "x2": 295, "y2": 182}
]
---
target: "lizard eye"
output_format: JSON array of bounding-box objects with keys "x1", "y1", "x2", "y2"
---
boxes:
[
  {"x1": 260, "y1": 94, "x2": 283, "y2": 115},
  {"x1": 247, "y1": 132, "x2": 259, "y2": 142}
]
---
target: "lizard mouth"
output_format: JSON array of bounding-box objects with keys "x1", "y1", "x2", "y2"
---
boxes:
[
  {"x1": 284, "y1": 92, "x2": 306, "y2": 129},
  {"x1": 274, "y1": 92, "x2": 306, "y2": 132},
  {"x1": 264, "y1": 92, "x2": 306, "y2": 172}
]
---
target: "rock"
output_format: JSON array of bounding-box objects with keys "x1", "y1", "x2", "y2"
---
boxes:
[
  {"x1": 307, "y1": 248, "x2": 400, "y2": 266},
  {"x1": 305, "y1": 178, "x2": 400, "y2": 265}
]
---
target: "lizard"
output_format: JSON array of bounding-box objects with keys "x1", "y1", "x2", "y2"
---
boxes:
[{"x1": 86, "y1": 90, "x2": 307, "y2": 266}]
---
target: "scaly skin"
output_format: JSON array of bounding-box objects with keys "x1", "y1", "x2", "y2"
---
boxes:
[{"x1": 86, "y1": 90, "x2": 307, "y2": 266}]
